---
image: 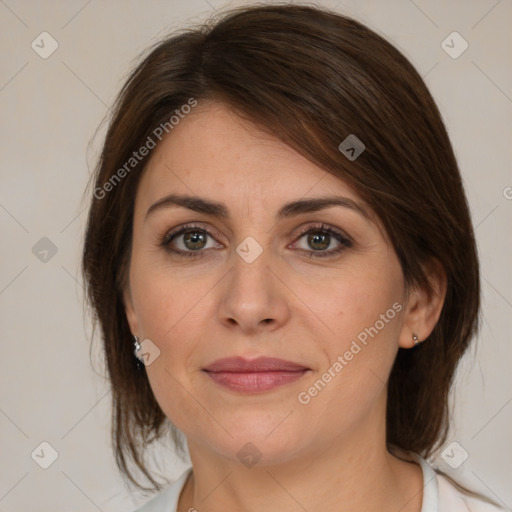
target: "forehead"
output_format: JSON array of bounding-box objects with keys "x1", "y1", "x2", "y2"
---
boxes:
[{"x1": 137, "y1": 102, "x2": 364, "y2": 212}]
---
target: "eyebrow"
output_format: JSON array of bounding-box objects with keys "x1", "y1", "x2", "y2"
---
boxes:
[{"x1": 145, "y1": 193, "x2": 371, "y2": 222}]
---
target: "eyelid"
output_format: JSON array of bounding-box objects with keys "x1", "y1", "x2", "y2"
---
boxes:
[
  {"x1": 161, "y1": 222, "x2": 225, "y2": 246},
  {"x1": 291, "y1": 222, "x2": 353, "y2": 245}
]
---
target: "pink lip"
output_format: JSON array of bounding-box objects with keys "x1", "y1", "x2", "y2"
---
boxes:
[{"x1": 203, "y1": 357, "x2": 310, "y2": 393}]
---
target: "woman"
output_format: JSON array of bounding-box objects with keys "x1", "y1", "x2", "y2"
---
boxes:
[{"x1": 82, "y1": 4, "x2": 502, "y2": 511}]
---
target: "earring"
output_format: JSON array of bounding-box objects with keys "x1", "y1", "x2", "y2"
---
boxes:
[
  {"x1": 412, "y1": 333, "x2": 421, "y2": 346},
  {"x1": 133, "y1": 336, "x2": 145, "y2": 370}
]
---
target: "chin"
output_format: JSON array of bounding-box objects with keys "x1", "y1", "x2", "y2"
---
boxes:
[
  {"x1": 192, "y1": 410, "x2": 313, "y2": 466},
  {"x1": 214, "y1": 433, "x2": 308, "y2": 468}
]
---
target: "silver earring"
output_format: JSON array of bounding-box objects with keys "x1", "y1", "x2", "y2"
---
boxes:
[
  {"x1": 412, "y1": 333, "x2": 421, "y2": 346},
  {"x1": 133, "y1": 336, "x2": 144, "y2": 370}
]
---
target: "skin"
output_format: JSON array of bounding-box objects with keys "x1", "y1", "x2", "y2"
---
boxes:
[{"x1": 124, "y1": 102, "x2": 446, "y2": 512}]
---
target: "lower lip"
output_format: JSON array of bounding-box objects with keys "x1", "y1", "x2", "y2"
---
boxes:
[{"x1": 204, "y1": 370, "x2": 308, "y2": 393}]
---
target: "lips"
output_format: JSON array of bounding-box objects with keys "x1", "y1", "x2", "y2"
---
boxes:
[
  {"x1": 202, "y1": 357, "x2": 310, "y2": 393},
  {"x1": 204, "y1": 357, "x2": 309, "y2": 373}
]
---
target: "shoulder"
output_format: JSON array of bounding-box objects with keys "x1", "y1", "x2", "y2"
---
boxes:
[
  {"x1": 406, "y1": 452, "x2": 504, "y2": 512},
  {"x1": 132, "y1": 468, "x2": 192, "y2": 512},
  {"x1": 437, "y1": 473, "x2": 505, "y2": 512}
]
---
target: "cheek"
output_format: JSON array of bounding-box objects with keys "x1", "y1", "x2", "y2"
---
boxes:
[
  {"x1": 128, "y1": 256, "x2": 222, "y2": 427},
  {"x1": 131, "y1": 276, "x2": 208, "y2": 434},
  {"x1": 291, "y1": 259, "x2": 404, "y2": 407},
  {"x1": 129, "y1": 250, "x2": 217, "y2": 340},
  {"x1": 291, "y1": 257, "x2": 404, "y2": 348}
]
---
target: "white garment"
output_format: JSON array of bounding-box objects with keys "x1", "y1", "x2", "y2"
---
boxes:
[{"x1": 133, "y1": 454, "x2": 502, "y2": 512}]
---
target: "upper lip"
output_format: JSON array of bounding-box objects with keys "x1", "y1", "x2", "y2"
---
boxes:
[{"x1": 203, "y1": 357, "x2": 310, "y2": 373}]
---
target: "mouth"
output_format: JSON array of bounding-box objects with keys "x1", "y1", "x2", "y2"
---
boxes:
[{"x1": 202, "y1": 357, "x2": 311, "y2": 393}]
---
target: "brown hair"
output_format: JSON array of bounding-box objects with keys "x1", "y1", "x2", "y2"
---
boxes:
[{"x1": 82, "y1": 3, "x2": 479, "y2": 492}]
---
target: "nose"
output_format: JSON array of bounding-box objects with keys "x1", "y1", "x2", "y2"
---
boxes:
[{"x1": 217, "y1": 248, "x2": 291, "y2": 335}]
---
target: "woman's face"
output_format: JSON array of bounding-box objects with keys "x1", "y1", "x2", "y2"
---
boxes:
[{"x1": 124, "y1": 101, "x2": 411, "y2": 465}]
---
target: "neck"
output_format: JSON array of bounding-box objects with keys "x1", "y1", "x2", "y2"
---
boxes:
[{"x1": 178, "y1": 409, "x2": 424, "y2": 512}]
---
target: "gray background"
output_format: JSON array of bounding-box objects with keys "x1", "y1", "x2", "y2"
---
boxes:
[{"x1": 0, "y1": 0, "x2": 511, "y2": 510}]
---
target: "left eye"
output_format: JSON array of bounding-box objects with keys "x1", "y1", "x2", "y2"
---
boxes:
[{"x1": 292, "y1": 225, "x2": 352, "y2": 257}]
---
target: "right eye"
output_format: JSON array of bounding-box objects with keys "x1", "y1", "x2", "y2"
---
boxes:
[{"x1": 161, "y1": 224, "x2": 223, "y2": 257}]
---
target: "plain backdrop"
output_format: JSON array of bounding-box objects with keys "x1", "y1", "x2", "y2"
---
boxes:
[{"x1": 0, "y1": 0, "x2": 511, "y2": 510}]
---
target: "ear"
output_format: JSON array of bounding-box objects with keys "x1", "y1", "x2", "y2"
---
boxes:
[
  {"x1": 398, "y1": 259, "x2": 447, "y2": 349},
  {"x1": 123, "y1": 283, "x2": 139, "y2": 337}
]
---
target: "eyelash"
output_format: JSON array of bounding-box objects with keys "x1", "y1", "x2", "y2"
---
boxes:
[{"x1": 160, "y1": 223, "x2": 353, "y2": 259}]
